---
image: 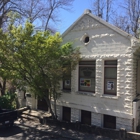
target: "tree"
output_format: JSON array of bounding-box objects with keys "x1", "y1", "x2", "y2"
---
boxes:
[
  {"x1": 0, "y1": 0, "x2": 19, "y2": 95},
  {"x1": 91, "y1": 0, "x2": 114, "y2": 22},
  {"x1": 0, "y1": 0, "x2": 75, "y2": 96},
  {"x1": 16, "y1": 0, "x2": 74, "y2": 32},
  {"x1": 43, "y1": 0, "x2": 74, "y2": 31},
  {"x1": 112, "y1": 15, "x2": 130, "y2": 33},
  {"x1": 0, "y1": 26, "x2": 13, "y2": 95},
  {"x1": 0, "y1": 0, "x2": 74, "y2": 31},
  {"x1": 0, "y1": 0, "x2": 21, "y2": 29},
  {"x1": 17, "y1": 0, "x2": 44, "y2": 24},
  {"x1": 0, "y1": 22, "x2": 80, "y2": 118},
  {"x1": 111, "y1": 0, "x2": 140, "y2": 38},
  {"x1": 121, "y1": 0, "x2": 140, "y2": 38}
]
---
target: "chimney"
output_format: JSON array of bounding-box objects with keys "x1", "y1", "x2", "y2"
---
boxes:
[
  {"x1": 98, "y1": 13, "x2": 102, "y2": 18},
  {"x1": 84, "y1": 9, "x2": 92, "y2": 14}
]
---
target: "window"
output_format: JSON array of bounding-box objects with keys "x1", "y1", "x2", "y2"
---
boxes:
[
  {"x1": 104, "y1": 114, "x2": 116, "y2": 129},
  {"x1": 63, "y1": 79, "x2": 71, "y2": 90},
  {"x1": 81, "y1": 110, "x2": 91, "y2": 125},
  {"x1": 63, "y1": 65, "x2": 71, "y2": 90},
  {"x1": 62, "y1": 106, "x2": 71, "y2": 122},
  {"x1": 104, "y1": 60, "x2": 117, "y2": 95},
  {"x1": 79, "y1": 61, "x2": 95, "y2": 92},
  {"x1": 84, "y1": 36, "x2": 89, "y2": 43}
]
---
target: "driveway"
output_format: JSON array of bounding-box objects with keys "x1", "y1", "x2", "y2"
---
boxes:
[{"x1": 0, "y1": 119, "x2": 118, "y2": 140}]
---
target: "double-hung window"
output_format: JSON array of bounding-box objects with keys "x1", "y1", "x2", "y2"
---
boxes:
[
  {"x1": 104, "y1": 60, "x2": 117, "y2": 95},
  {"x1": 79, "y1": 61, "x2": 95, "y2": 93}
]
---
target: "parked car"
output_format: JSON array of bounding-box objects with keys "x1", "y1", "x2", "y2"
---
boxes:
[{"x1": 0, "y1": 107, "x2": 18, "y2": 127}]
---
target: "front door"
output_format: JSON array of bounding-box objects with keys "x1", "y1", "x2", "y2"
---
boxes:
[{"x1": 37, "y1": 99, "x2": 48, "y2": 111}]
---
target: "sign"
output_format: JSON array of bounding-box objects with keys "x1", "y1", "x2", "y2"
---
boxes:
[
  {"x1": 107, "y1": 81, "x2": 114, "y2": 90},
  {"x1": 65, "y1": 80, "x2": 70, "y2": 86},
  {"x1": 80, "y1": 78, "x2": 91, "y2": 87}
]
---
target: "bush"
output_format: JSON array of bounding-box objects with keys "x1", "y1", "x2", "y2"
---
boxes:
[{"x1": 0, "y1": 92, "x2": 17, "y2": 109}]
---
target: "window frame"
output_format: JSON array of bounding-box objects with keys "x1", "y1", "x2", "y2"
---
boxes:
[
  {"x1": 104, "y1": 60, "x2": 117, "y2": 95},
  {"x1": 79, "y1": 61, "x2": 96, "y2": 93}
]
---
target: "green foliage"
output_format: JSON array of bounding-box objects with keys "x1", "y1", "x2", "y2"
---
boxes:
[
  {"x1": 0, "y1": 93, "x2": 17, "y2": 109},
  {"x1": 0, "y1": 22, "x2": 80, "y2": 118}
]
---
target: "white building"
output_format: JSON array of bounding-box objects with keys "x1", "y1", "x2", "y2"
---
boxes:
[
  {"x1": 53, "y1": 9, "x2": 140, "y2": 132},
  {"x1": 19, "y1": 9, "x2": 140, "y2": 132}
]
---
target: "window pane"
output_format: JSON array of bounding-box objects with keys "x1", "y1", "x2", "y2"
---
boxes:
[
  {"x1": 104, "y1": 79, "x2": 116, "y2": 95},
  {"x1": 80, "y1": 78, "x2": 95, "y2": 92},
  {"x1": 105, "y1": 68, "x2": 117, "y2": 78},
  {"x1": 79, "y1": 61, "x2": 96, "y2": 93},
  {"x1": 79, "y1": 67, "x2": 95, "y2": 77},
  {"x1": 79, "y1": 61, "x2": 95, "y2": 65},
  {"x1": 104, "y1": 60, "x2": 117, "y2": 95},
  {"x1": 104, "y1": 115, "x2": 116, "y2": 129},
  {"x1": 105, "y1": 60, "x2": 117, "y2": 65},
  {"x1": 63, "y1": 106, "x2": 71, "y2": 122},
  {"x1": 81, "y1": 110, "x2": 91, "y2": 125}
]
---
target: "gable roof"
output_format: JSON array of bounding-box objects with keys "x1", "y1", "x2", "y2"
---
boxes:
[{"x1": 62, "y1": 9, "x2": 133, "y2": 40}]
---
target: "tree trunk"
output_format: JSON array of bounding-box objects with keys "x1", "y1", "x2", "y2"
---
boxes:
[
  {"x1": 54, "y1": 98, "x2": 57, "y2": 119},
  {"x1": 44, "y1": 96, "x2": 56, "y2": 119},
  {"x1": 0, "y1": 79, "x2": 6, "y2": 96}
]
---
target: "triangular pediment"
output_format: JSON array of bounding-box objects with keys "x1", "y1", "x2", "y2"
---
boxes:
[
  {"x1": 62, "y1": 10, "x2": 133, "y2": 40},
  {"x1": 71, "y1": 15, "x2": 104, "y2": 31}
]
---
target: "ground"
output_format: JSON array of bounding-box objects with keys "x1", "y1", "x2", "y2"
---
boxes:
[{"x1": 0, "y1": 119, "x2": 118, "y2": 140}]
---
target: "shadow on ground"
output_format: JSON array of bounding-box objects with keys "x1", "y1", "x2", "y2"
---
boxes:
[
  {"x1": 0, "y1": 123, "x2": 72, "y2": 140},
  {"x1": 0, "y1": 120, "x2": 116, "y2": 140}
]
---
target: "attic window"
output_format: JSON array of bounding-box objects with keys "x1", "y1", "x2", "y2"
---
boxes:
[
  {"x1": 84, "y1": 36, "x2": 89, "y2": 43},
  {"x1": 80, "y1": 33, "x2": 90, "y2": 46}
]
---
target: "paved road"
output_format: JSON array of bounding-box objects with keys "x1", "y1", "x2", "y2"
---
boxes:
[{"x1": 0, "y1": 120, "x2": 118, "y2": 140}]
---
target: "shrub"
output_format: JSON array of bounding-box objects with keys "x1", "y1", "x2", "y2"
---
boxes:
[{"x1": 0, "y1": 92, "x2": 17, "y2": 109}]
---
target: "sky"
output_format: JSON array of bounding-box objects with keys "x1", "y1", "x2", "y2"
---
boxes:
[
  {"x1": 58, "y1": 0, "x2": 91, "y2": 34},
  {"x1": 57, "y1": 0, "x2": 122, "y2": 34}
]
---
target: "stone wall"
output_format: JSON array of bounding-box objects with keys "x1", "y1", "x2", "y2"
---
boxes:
[
  {"x1": 55, "y1": 105, "x2": 134, "y2": 132},
  {"x1": 44, "y1": 117, "x2": 140, "y2": 140},
  {"x1": 56, "y1": 105, "x2": 62, "y2": 120},
  {"x1": 71, "y1": 108, "x2": 80, "y2": 122},
  {"x1": 17, "y1": 90, "x2": 26, "y2": 108},
  {"x1": 116, "y1": 117, "x2": 133, "y2": 132},
  {"x1": 91, "y1": 112, "x2": 102, "y2": 127}
]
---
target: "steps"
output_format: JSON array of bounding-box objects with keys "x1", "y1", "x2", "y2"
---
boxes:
[
  {"x1": 18, "y1": 109, "x2": 51, "y2": 123},
  {"x1": 20, "y1": 112, "x2": 40, "y2": 122}
]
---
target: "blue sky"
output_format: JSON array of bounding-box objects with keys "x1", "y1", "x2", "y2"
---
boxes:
[
  {"x1": 58, "y1": 0, "x2": 91, "y2": 34},
  {"x1": 58, "y1": 0, "x2": 122, "y2": 34}
]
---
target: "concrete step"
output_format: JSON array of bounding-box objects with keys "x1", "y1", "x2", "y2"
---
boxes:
[
  {"x1": 20, "y1": 113, "x2": 40, "y2": 122},
  {"x1": 18, "y1": 109, "x2": 51, "y2": 123}
]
